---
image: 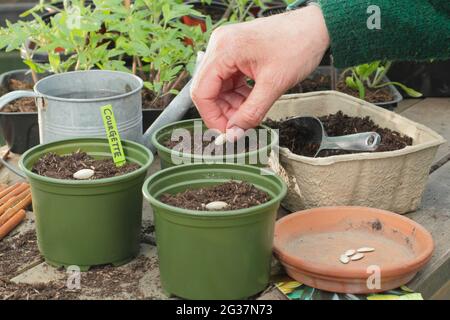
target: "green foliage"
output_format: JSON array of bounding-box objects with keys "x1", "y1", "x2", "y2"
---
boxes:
[
  {"x1": 343, "y1": 61, "x2": 422, "y2": 99},
  {"x1": 0, "y1": 0, "x2": 264, "y2": 107},
  {"x1": 0, "y1": 0, "x2": 208, "y2": 106}
]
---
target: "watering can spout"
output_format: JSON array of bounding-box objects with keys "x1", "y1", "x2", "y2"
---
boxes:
[{"x1": 141, "y1": 52, "x2": 205, "y2": 153}]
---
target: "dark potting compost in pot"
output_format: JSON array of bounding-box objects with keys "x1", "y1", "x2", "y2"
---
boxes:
[
  {"x1": 32, "y1": 151, "x2": 140, "y2": 180},
  {"x1": 264, "y1": 111, "x2": 413, "y2": 157},
  {"x1": 0, "y1": 78, "x2": 36, "y2": 112},
  {"x1": 163, "y1": 129, "x2": 260, "y2": 155},
  {"x1": 159, "y1": 181, "x2": 271, "y2": 211},
  {"x1": 336, "y1": 81, "x2": 394, "y2": 104}
]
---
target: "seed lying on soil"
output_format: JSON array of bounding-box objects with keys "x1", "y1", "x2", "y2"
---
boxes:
[
  {"x1": 357, "y1": 247, "x2": 375, "y2": 253},
  {"x1": 350, "y1": 253, "x2": 365, "y2": 261},
  {"x1": 73, "y1": 168, "x2": 95, "y2": 180},
  {"x1": 159, "y1": 181, "x2": 270, "y2": 211},
  {"x1": 339, "y1": 255, "x2": 350, "y2": 264},
  {"x1": 214, "y1": 133, "x2": 227, "y2": 146},
  {"x1": 205, "y1": 201, "x2": 228, "y2": 211},
  {"x1": 344, "y1": 249, "x2": 356, "y2": 257}
]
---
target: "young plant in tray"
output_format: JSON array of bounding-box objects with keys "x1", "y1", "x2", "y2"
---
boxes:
[{"x1": 342, "y1": 61, "x2": 423, "y2": 100}]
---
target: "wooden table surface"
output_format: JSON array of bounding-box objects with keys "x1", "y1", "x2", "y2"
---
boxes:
[{"x1": 1, "y1": 98, "x2": 449, "y2": 300}]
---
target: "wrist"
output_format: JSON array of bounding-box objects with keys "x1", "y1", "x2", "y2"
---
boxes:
[{"x1": 299, "y1": 5, "x2": 331, "y2": 51}]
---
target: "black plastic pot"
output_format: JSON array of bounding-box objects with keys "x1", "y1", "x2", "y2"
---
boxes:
[
  {"x1": 0, "y1": 70, "x2": 39, "y2": 154},
  {"x1": 0, "y1": 3, "x2": 34, "y2": 27},
  {"x1": 388, "y1": 60, "x2": 450, "y2": 97},
  {"x1": 183, "y1": 0, "x2": 228, "y2": 30}
]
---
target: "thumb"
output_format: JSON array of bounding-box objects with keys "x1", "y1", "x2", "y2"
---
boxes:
[{"x1": 226, "y1": 79, "x2": 283, "y2": 130}]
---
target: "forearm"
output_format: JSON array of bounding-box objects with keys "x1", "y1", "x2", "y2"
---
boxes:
[{"x1": 318, "y1": 0, "x2": 450, "y2": 67}]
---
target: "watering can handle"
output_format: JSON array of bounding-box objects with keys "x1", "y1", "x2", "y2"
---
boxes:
[
  {"x1": 141, "y1": 52, "x2": 205, "y2": 153},
  {"x1": 322, "y1": 132, "x2": 381, "y2": 152},
  {"x1": 0, "y1": 90, "x2": 39, "y2": 111},
  {"x1": 0, "y1": 91, "x2": 38, "y2": 178},
  {"x1": 0, "y1": 157, "x2": 27, "y2": 179}
]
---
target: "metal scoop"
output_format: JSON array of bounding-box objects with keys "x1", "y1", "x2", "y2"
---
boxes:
[{"x1": 283, "y1": 116, "x2": 381, "y2": 157}]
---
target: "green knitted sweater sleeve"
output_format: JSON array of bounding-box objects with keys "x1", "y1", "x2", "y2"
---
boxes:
[{"x1": 317, "y1": 0, "x2": 450, "y2": 68}]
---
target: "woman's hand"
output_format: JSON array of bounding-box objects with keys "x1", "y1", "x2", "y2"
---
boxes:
[{"x1": 190, "y1": 5, "x2": 330, "y2": 136}]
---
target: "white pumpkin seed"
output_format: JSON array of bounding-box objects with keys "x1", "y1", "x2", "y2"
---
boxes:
[
  {"x1": 344, "y1": 249, "x2": 356, "y2": 257},
  {"x1": 214, "y1": 133, "x2": 227, "y2": 146},
  {"x1": 357, "y1": 247, "x2": 375, "y2": 253},
  {"x1": 339, "y1": 255, "x2": 350, "y2": 264},
  {"x1": 73, "y1": 168, "x2": 95, "y2": 180},
  {"x1": 350, "y1": 253, "x2": 365, "y2": 261},
  {"x1": 205, "y1": 201, "x2": 228, "y2": 210}
]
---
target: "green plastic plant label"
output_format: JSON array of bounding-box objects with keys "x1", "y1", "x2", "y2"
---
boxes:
[{"x1": 101, "y1": 104, "x2": 126, "y2": 167}]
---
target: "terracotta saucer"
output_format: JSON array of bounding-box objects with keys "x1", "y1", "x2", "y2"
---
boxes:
[{"x1": 273, "y1": 206, "x2": 434, "y2": 294}]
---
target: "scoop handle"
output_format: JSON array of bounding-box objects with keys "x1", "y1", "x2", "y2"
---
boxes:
[{"x1": 321, "y1": 132, "x2": 381, "y2": 152}]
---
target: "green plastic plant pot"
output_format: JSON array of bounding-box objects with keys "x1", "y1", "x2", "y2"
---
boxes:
[
  {"x1": 19, "y1": 138, "x2": 153, "y2": 270},
  {"x1": 142, "y1": 163, "x2": 287, "y2": 300},
  {"x1": 151, "y1": 118, "x2": 278, "y2": 168}
]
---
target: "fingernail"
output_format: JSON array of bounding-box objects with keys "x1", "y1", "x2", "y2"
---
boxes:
[{"x1": 225, "y1": 126, "x2": 245, "y2": 142}]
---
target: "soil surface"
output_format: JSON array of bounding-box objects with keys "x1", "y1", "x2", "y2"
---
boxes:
[
  {"x1": 337, "y1": 81, "x2": 394, "y2": 104},
  {"x1": 159, "y1": 181, "x2": 271, "y2": 211},
  {"x1": 163, "y1": 129, "x2": 262, "y2": 155},
  {"x1": 0, "y1": 255, "x2": 158, "y2": 300},
  {"x1": 264, "y1": 111, "x2": 413, "y2": 157},
  {"x1": 0, "y1": 79, "x2": 37, "y2": 112},
  {"x1": 288, "y1": 74, "x2": 332, "y2": 94},
  {"x1": 0, "y1": 230, "x2": 41, "y2": 279},
  {"x1": 32, "y1": 151, "x2": 140, "y2": 180}
]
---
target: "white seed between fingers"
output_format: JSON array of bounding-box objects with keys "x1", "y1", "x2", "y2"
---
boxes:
[
  {"x1": 357, "y1": 247, "x2": 375, "y2": 253},
  {"x1": 344, "y1": 249, "x2": 356, "y2": 257},
  {"x1": 205, "y1": 201, "x2": 228, "y2": 210},
  {"x1": 350, "y1": 253, "x2": 365, "y2": 261},
  {"x1": 73, "y1": 168, "x2": 95, "y2": 180},
  {"x1": 214, "y1": 133, "x2": 227, "y2": 146},
  {"x1": 339, "y1": 255, "x2": 350, "y2": 264}
]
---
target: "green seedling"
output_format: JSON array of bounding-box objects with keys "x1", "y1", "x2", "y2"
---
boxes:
[{"x1": 342, "y1": 61, "x2": 422, "y2": 100}]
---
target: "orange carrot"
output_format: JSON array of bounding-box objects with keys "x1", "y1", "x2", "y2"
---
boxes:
[
  {"x1": 0, "y1": 209, "x2": 26, "y2": 240},
  {"x1": 0, "y1": 183, "x2": 20, "y2": 200},
  {"x1": 0, "y1": 194, "x2": 32, "y2": 226},
  {"x1": 0, "y1": 188, "x2": 30, "y2": 217},
  {"x1": 0, "y1": 183, "x2": 29, "y2": 205}
]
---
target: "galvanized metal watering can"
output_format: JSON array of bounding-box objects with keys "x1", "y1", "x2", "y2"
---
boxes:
[
  {"x1": 0, "y1": 53, "x2": 204, "y2": 155},
  {"x1": 0, "y1": 54, "x2": 204, "y2": 177},
  {"x1": 0, "y1": 70, "x2": 144, "y2": 144}
]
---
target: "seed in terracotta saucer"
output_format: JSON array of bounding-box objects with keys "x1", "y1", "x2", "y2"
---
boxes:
[
  {"x1": 357, "y1": 247, "x2": 375, "y2": 253},
  {"x1": 350, "y1": 253, "x2": 365, "y2": 261},
  {"x1": 73, "y1": 168, "x2": 95, "y2": 180},
  {"x1": 344, "y1": 249, "x2": 356, "y2": 257},
  {"x1": 205, "y1": 201, "x2": 228, "y2": 210},
  {"x1": 339, "y1": 255, "x2": 350, "y2": 264}
]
